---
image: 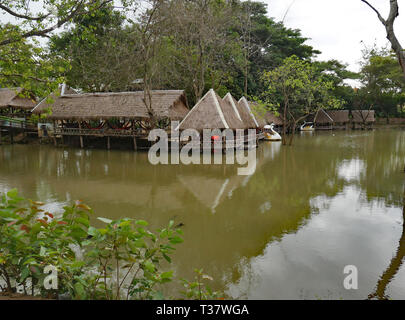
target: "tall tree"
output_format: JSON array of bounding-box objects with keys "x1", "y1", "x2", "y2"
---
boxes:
[
  {"x1": 228, "y1": 1, "x2": 320, "y2": 98},
  {"x1": 159, "y1": 0, "x2": 238, "y2": 104},
  {"x1": 50, "y1": 5, "x2": 139, "y2": 92}
]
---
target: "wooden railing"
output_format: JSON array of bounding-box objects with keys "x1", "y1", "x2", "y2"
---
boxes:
[
  {"x1": 0, "y1": 116, "x2": 35, "y2": 129},
  {"x1": 54, "y1": 127, "x2": 145, "y2": 137}
]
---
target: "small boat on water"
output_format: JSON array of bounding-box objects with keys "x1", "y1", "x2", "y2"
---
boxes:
[
  {"x1": 300, "y1": 122, "x2": 315, "y2": 132},
  {"x1": 263, "y1": 124, "x2": 281, "y2": 141}
]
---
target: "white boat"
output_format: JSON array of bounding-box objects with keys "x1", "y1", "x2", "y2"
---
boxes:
[
  {"x1": 300, "y1": 122, "x2": 315, "y2": 132},
  {"x1": 263, "y1": 124, "x2": 281, "y2": 141}
]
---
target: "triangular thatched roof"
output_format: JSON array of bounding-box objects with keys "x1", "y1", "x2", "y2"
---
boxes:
[
  {"x1": 314, "y1": 108, "x2": 334, "y2": 124},
  {"x1": 215, "y1": 92, "x2": 245, "y2": 129},
  {"x1": 223, "y1": 93, "x2": 248, "y2": 129},
  {"x1": 351, "y1": 110, "x2": 375, "y2": 123},
  {"x1": 32, "y1": 90, "x2": 189, "y2": 121},
  {"x1": 326, "y1": 110, "x2": 350, "y2": 123},
  {"x1": 315, "y1": 109, "x2": 350, "y2": 124},
  {"x1": 238, "y1": 97, "x2": 259, "y2": 128},
  {"x1": 177, "y1": 89, "x2": 244, "y2": 131},
  {"x1": 0, "y1": 88, "x2": 36, "y2": 110}
]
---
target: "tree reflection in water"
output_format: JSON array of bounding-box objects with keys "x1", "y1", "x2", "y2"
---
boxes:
[{"x1": 369, "y1": 189, "x2": 405, "y2": 300}]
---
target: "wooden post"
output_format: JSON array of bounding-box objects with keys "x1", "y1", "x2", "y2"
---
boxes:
[
  {"x1": 107, "y1": 136, "x2": 110, "y2": 150},
  {"x1": 53, "y1": 121, "x2": 57, "y2": 146},
  {"x1": 132, "y1": 120, "x2": 137, "y2": 151},
  {"x1": 133, "y1": 137, "x2": 137, "y2": 151},
  {"x1": 0, "y1": 128, "x2": 2, "y2": 145},
  {"x1": 79, "y1": 121, "x2": 84, "y2": 149},
  {"x1": 10, "y1": 128, "x2": 14, "y2": 144}
]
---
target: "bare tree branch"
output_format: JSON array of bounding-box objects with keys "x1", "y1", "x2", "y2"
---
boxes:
[
  {"x1": 361, "y1": 0, "x2": 386, "y2": 24},
  {"x1": 0, "y1": 4, "x2": 50, "y2": 21},
  {"x1": 361, "y1": 0, "x2": 405, "y2": 79}
]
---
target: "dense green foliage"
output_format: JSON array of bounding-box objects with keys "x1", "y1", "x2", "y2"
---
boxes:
[
  {"x1": 260, "y1": 56, "x2": 343, "y2": 145},
  {"x1": 0, "y1": 189, "x2": 220, "y2": 300},
  {"x1": 357, "y1": 47, "x2": 405, "y2": 119}
]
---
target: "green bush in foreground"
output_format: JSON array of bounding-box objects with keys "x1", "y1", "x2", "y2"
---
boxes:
[{"x1": 0, "y1": 189, "x2": 221, "y2": 300}]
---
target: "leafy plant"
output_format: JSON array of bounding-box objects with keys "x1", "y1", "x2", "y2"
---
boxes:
[
  {"x1": 0, "y1": 189, "x2": 184, "y2": 300},
  {"x1": 79, "y1": 217, "x2": 183, "y2": 300},
  {"x1": 180, "y1": 269, "x2": 224, "y2": 300},
  {"x1": 0, "y1": 189, "x2": 90, "y2": 297}
]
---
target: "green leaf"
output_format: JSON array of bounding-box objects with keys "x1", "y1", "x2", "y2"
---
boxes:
[
  {"x1": 160, "y1": 271, "x2": 173, "y2": 279},
  {"x1": 169, "y1": 236, "x2": 183, "y2": 244},
  {"x1": 6, "y1": 189, "x2": 19, "y2": 199},
  {"x1": 144, "y1": 260, "x2": 155, "y2": 273},
  {"x1": 136, "y1": 220, "x2": 148, "y2": 226},
  {"x1": 74, "y1": 282, "x2": 87, "y2": 300}
]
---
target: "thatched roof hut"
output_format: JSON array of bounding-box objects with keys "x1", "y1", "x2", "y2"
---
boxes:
[
  {"x1": 0, "y1": 88, "x2": 36, "y2": 110},
  {"x1": 315, "y1": 109, "x2": 350, "y2": 125},
  {"x1": 326, "y1": 110, "x2": 350, "y2": 123},
  {"x1": 177, "y1": 89, "x2": 245, "y2": 131},
  {"x1": 32, "y1": 90, "x2": 189, "y2": 121},
  {"x1": 223, "y1": 93, "x2": 248, "y2": 129},
  {"x1": 314, "y1": 109, "x2": 335, "y2": 124},
  {"x1": 351, "y1": 110, "x2": 375, "y2": 123},
  {"x1": 238, "y1": 97, "x2": 259, "y2": 128}
]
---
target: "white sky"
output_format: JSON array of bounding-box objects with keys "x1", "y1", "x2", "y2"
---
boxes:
[{"x1": 265, "y1": 0, "x2": 405, "y2": 72}]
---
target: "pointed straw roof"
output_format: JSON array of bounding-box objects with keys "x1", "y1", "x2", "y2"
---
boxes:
[
  {"x1": 325, "y1": 110, "x2": 350, "y2": 123},
  {"x1": 177, "y1": 89, "x2": 244, "y2": 131},
  {"x1": 314, "y1": 108, "x2": 335, "y2": 124},
  {"x1": 238, "y1": 97, "x2": 259, "y2": 128},
  {"x1": 0, "y1": 88, "x2": 36, "y2": 110},
  {"x1": 32, "y1": 90, "x2": 189, "y2": 121},
  {"x1": 223, "y1": 92, "x2": 247, "y2": 129},
  {"x1": 218, "y1": 92, "x2": 245, "y2": 129},
  {"x1": 351, "y1": 110, "x2": 375, "y2": 123}
]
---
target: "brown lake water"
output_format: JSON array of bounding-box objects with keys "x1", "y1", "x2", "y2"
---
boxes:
[{"x1": 0, "y1": 129, "x2": 404, "y2": 299}]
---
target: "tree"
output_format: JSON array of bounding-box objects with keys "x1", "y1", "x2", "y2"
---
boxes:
[
  {"x1": 358, "y1": 46, "x2": 405, "y2": 119},
  {"x1": 50, "y1": 5, "x2": 139, "y2": 92},
  {"x1": 361, "y1": 0, "x2": 405, "y2": 79},
  {"x1": 228, "y1": 1, "x2": 319, "y2": 98},
  {"x1": 313, "y1": 60, "x2": 359, "y2": 109},
  {"x1": 158, "y1": 0, "x2": 239, "y2": 105},
  {"x1": 0, "y1": 0, "x2": 137, "y2": 97},
  {"x1": 260, "y1": 56, "x2": 342, "y2": 146}
]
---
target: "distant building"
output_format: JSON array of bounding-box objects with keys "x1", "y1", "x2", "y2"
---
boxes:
[{"x1": 0, "y1": 88, "x2": 36, "y2": 119}]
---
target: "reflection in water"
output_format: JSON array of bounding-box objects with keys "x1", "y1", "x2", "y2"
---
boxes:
[
  {"x1": 369, "y1": 190, "x2": 405, "y2": 300},
  {"x1": 0, "y1": 130, "x2": 404, "y2": 299}
]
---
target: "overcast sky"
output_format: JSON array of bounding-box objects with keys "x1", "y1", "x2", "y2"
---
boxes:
[{"x1": 265, "y1": 0, "x2": 405, "y2": 72}]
